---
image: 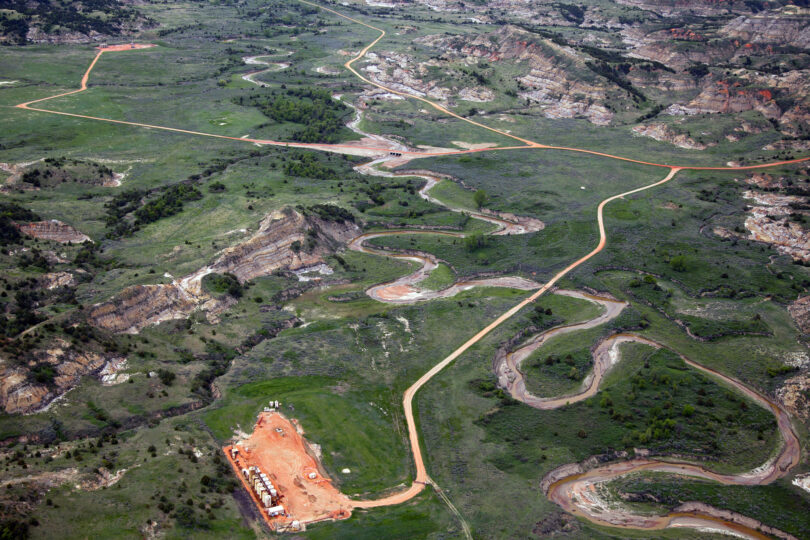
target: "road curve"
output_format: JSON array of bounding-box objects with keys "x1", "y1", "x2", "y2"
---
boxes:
[
  {"x1": 348, "y1": 229, "x2": 540, "y2": 303},
  {"x1": 490, "y1": 291, "x2": 800, "y2": 538},
  {"x1": 241, "y1": 55, "x2": 289, "y2": 87},
  {"x1": 347, "y1": 160, "x2": 544, "y2": 303},
  {"x1": 505, "y1": 325, "x2": 801, "y2": 538},
  {"x1": 494, "y1": 290, "x2": 628, "y2": 409},
  {"x1": 11, "y1": 9, "x2": 809, "y2": 535}
]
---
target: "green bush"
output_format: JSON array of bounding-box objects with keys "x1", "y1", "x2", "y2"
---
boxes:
[{"x1": 201, "y1": 273, "x2": 243, "y2": 298}]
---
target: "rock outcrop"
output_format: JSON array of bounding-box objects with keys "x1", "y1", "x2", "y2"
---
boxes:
[
  {"x1": 666, "y1": 71, "x2": 809, "y2": 136},
  {"x1": 0, "y1": 363, "x2": 49, "y2": 415},
  {"x1": 88, "y1": 208, "x2": 360, "y2": 334},
  {"x1": 632, "y1": 123, "x2": 707, "y2": 149},
  {"x1": 716, "y1": 172, "x2": 810, "y2": 264},
  {"x1": 743, "y1": 205, "x2": 809, "y2": 264},
  {"x1": 417, "y1": 26, "x2": 614, "y2": 125},
  {"x1": 18, "y1": 220, "x2": 91, "y2": 244},
  {"x1": 40, "y1": 272, "x2": 76, "y2": 290},
  {"x1": 667, "y1": 78, "x2": 781, "y2": 119},
  {"x1": 614, "y1": 0, "x2": 755, "y2": 17},
  {"x1": 721, "y1": 13, "x2": 810, "y2": 48},
  {"x1": 789, "y1": 296, "x2": 810, "y2": 334},
  {"x1": 777, "y1": 371, "x2": 810, "y2": 422},
  {"x1": 360, "y1": 50, "x2": 493, "y2": 104},
  {"x1": 87, "y1": 284, "x2": 200, "y2": 334},
  {"x1": 0, "y1": 340, "x2": 124, "y2": 414}
]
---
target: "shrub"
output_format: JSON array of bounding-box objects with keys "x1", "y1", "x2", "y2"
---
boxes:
[
  {"x1": 202, "y1": 273, "x2": 243, "y2": 298},
  {"x1": 157, "y1": 369, "x2": 176, "y2": 386}
]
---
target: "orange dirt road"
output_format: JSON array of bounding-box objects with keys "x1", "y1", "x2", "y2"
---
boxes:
[
  {"x1": 541, "y1": 336, "x2": 800, "y2": 539},
  {"x1": 12, "y1": 4, "x2": 810, "y2": 535}
]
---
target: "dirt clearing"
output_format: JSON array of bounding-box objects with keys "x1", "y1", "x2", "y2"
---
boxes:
[{"x1": 224, "y1": 412, "x2": 352, "y2": 532}]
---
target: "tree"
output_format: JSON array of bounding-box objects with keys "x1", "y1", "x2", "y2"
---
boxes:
[
  {"x1": 473, "y1": 189, "x2": 488, "y2": 209},
  {"x1": 157, "y1": 369, "x2": 175, "y2": 386},
  {"x1": 669, "y1": 255, "x2": 688, "y2": 272},
  {"x1": 464, "y1": 232, "x2": 488, "y2": 252}
]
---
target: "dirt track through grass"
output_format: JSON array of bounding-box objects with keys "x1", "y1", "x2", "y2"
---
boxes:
[{"x1": 12, "y1": 9, "x2": 810, "y2": 538}]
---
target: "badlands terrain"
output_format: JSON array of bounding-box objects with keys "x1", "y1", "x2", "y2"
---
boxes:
[{"x1": 0, "y1": 0, "x2": 809, "y2": 538}]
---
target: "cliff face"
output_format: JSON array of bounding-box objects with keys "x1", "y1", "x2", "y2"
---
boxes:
[
  {"x1": 0, "y1": 364, "x2": 48, "y2": 415},
  {"x1": 665, "y1": 71, "x2": 809, "y2": 135},
  {"x1": 88, "y1": 209, "x2": 360, "y2": 334},
  {"x1": 668, "y1": 78, "x2": 780, "y2": 117},
  {"x1": 87, "y1": 284, "x2": 199, "y2": 335},
  {"x1": 417, "y1": 26, "x2": 614, "y2": 125},
  {"x1": 0, "y1": 339, "x2": 123, "y2": 415},
  {"x1": 715, "y1": 171, "x2": 810, "y2": 264},
  {"x1": 207, "y1": 210, "x2": 346, "y2": 283},
  {"x1": 18, "y1": 220, "x2": 91, "y2": 244},
  {"x1": 721, "y1": 14, "x2": 810, "y2": 48},
  {"x1": 360, "y1": 50, "x2": 493, "y2": 104}
]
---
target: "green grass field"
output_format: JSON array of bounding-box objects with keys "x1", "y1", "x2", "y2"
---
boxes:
[{"x1": 1, "y1": 0, "x2": 809, "y2": 537}]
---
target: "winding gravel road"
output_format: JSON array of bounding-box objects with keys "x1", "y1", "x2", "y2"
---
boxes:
[
  {"x1": 491, "y1": 292, "x2": 800, "y2": 539},
  {"x1": 13, "y1": 8, "x2": 809, "y2": 537}
]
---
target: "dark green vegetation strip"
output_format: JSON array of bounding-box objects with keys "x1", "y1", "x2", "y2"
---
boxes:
[{"x1": 234, "y1": 87, "x2": 352, "y2": 143}]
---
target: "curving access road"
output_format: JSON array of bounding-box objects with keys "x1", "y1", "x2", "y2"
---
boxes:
[
  {"x1": 12, "y1": 7, "x2": 810, "y2": 538},
  {"x1": 491, "y1": 290, "x2": 800, "y2": 538}
]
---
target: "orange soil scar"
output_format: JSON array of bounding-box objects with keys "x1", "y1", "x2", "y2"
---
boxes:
[
  {"x1": 374, "y1": 284, "x2": 418, "y2": 300},
  {"x1": 97, "y1": 43, "x2": 156, "y2": 52},
  {"x1": 224, "y1": 412, "x2": 353, "y2": 530}
]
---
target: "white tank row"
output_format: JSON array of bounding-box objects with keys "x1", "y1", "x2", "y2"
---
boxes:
[{"x1": 242, "y1": 465, "x2": 283, "y2": 516}]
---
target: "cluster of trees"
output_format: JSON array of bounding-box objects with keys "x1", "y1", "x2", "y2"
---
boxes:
[
  {"x1": 464, "y1": 232, "x2": 489, "y2": 252},
  {"x1": 133, "y1": 184, "x2": 202, "y2": 225},
  {"x1": 0, "y1": 14, "x2": 28, "y2": 45},
  {"x1": 202, "y1": 272, "x2": 243, "y2": 298},
  {"x1": 283, "y1": 152, "x2": 334, "y2": 179},
  {"x1": 236, "y1": 87, "x2": 349, "y2": 143},
  {"x1": 556, "y1": 3, "x2": 585, "y2": 24},
  {"x1": 585, "y1": 60, "x2": 647, "y2": 102},
  {"x1": 473, "y1": 189, "x2": 488, "y2": 209},
  {"x1": 104, "y1": 184, "x2": 202, "y2": 239},
  {"x1": 0, "y1": 202, "x2": 39, "y2": 246},
  {"x1": 0, "y1": 288, "x2": 44, "y2": 338},
  {"x1": 190, "y1": 340, "x2": 236, "y2": 401},
  {"x1": 20, "y1": 158, "x2": 114, "y2": 188},
  {"x1": 305, "y1": 204, "x2": 355, "y2": 223},
  {"x1": 0, "y1": 0, "x2": 150, "y2": 44},
  {"x1": 104, "y1": 190, "x2": 143, "y2": 238}
]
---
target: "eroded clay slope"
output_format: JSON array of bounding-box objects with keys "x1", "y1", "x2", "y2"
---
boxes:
[
  {"x1": 18, "y1": 220, "x2": 91, "y2": 243},
  {"x1": 0, "y1": 339, "x2": 124, "y2": 414},
  {"x1": 415, "y1": 26, "x2": 614, "y2": 125},
  {"x1": 87, "y1": 208, "x2": 359, "y2": 334}
]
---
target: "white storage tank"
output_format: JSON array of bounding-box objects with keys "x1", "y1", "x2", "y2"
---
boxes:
[{"x1": 267, "y1": 505, "x2": 284, "y2": 517}]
